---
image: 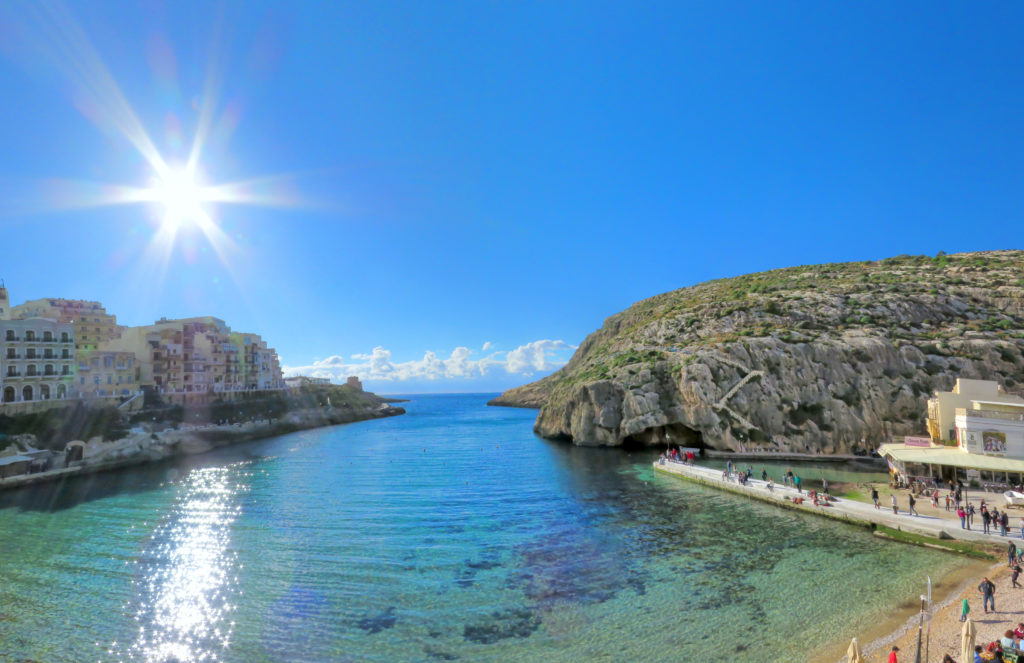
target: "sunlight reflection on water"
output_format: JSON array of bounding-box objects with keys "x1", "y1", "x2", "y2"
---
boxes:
[{"x1": 113, "y1": 466, "x2": 245, "y2": 662}]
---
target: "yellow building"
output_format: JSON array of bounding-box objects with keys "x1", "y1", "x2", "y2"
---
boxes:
[
  {"x1": 880, "y1": 378, "x2": 1024, "y2": 485},
  {"x1": 12, "y1": 298, "x2": 123, "y2": 351}
]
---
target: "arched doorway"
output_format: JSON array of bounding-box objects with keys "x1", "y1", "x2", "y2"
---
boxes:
[
  {"x1": 40, "y1": 384, "x2": 51, "y2": 400},
  {"x1": 3, "y1": 387, "x2": 13, "y2": 403},
  {"x1": 57, "y1": 384, "x2": 66, "y2": 399},
  {"x1": 22, "y1": 385, "x2": 33, "y2": 402}
]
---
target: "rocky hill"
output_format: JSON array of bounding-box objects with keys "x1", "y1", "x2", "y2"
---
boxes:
[{"x1": 491, "y1": 250, "x2": 1024, "y2": 452}]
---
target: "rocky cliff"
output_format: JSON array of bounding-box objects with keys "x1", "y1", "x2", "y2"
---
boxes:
[{"x1": 491, "y1": 250, "x2": 1024, "y2": 451}]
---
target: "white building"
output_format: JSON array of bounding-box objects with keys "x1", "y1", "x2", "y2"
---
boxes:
[
  {"x1": 0, "y1": 285, "x2": 76, "y2": 404},
  {"x1": 879, "y1": 378, "x2": 1024, "y2": 485}
]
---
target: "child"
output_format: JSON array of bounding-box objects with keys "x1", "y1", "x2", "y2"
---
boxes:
[
  {"x1": 961, "y1": 598, "x2": 970, "y2": 622},
  {"x1": 1013, "y1": 565, "x2": 1022, "y2": 589}
]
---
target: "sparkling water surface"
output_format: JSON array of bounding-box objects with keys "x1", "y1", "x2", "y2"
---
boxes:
[{"x1": 0, "y1": 394, "x2": 964, "y2": 662}]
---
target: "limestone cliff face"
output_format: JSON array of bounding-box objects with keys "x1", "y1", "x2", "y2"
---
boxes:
[{"x1": 493, "y1": 250, "x2": 1024, "y2": 451}]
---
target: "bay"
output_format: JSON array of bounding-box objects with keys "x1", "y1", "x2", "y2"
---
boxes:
[{"x1": 0, "y1": 394, "x2": 966, "y2": 662}]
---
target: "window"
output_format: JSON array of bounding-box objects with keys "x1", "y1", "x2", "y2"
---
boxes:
[
  {"x1": 25, "y1": 331, "x2": 35, "y2": 341},
  {"x1": 80, "y1": 377, "x2": 85, "y2": 385},
  {"x1": 5, "y1": 349, "x2": 14, "y2": 359},
  {"x1": 104, "y1": 357, "x2": 112, "y2": 368},
  {"x1": 107, "y1": 376, "x2": 112, "y2": 384},
  {"x1": 61, "y1": 332, "x2": 69, "y2": 342},
  {"x1": 5, "y1": 330, "x2": 13, "y2": 340}
]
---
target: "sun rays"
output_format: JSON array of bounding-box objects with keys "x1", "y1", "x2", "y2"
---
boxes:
[{"x1": 0, "y1": 0, "x2": 304, "y2": 287}]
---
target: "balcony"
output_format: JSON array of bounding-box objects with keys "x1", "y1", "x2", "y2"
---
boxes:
[
  {"x1": 5, "y1": 371, "x2": 22, "y2": 379},
  {"x1": 5, "y1": 353, "x2": 21, "y2": 360},
  {"x1": 957, "y1": 407, "x2": 1024, "y2": 423}
]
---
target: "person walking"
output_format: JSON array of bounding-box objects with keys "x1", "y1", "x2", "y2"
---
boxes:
[
  {"x1": 871, "y1": 487, "x2": 880, "y2": 509},
  {"x1": 761, "y1": 468, "x2": 767, "y2": 482},
  {"x1": 979, "y1": 576, "x2": 996, "y2": 614},
  {"x1": 967, "y1": 503, "x2": 975, "y2": 530},
  {"x1": 958, "y1": 506, "x2": 967, "y2": 528},
  {"x1": 908, "y1": 493, "x2": 918, "y2": 516},
  {"x1": 888, "y1": 645, "x2": 900, "y2": 663},
  {"x1": 983, "y1": 508, "x2": 992, "y2": 535},
  {"x1": 961, "y1": 597, "x2": 971, "y2": 622},
  {"x1": 892, "y1": 494, "x2": 899, "y2": 515},
  {"x1": 1019, "y1": 517, "x2": 1024, "y2": 540},
  {"x1": 822, "y1": 477, "x2": 829, "y2": 494},
  {"x1": 945, "y1": 493, "x2": 951, "y2": 511},
  {"x1": 1010, "y1": 541, "x2": 1017, "y2": 567},
  {"x1": 1013, "y1": 564, "x2": 1022, "y2": 589},
  {"x1": 794, "y1": 475, "x2": 802, "y2": 494},
  {"x1": 1002, "y1": 511, "x2": 1010, "y2": 537}
]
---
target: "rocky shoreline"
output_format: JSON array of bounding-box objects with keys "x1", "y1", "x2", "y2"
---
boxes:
[
  {"x1": 0, "y1": 403, "x2": 405, "y2": 492},
  {"x1": 492, "y1": 251, "x2": 1024, "y2": 452}
]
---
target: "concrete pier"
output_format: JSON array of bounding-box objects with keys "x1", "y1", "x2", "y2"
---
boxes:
[{"x1": 654, "y1": 459, "x2": 1014, "y2": 546}]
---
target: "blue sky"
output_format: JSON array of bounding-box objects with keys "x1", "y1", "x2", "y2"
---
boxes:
[{"x1": 0, "y1": 2, "x2": 1021, "y2": 393}]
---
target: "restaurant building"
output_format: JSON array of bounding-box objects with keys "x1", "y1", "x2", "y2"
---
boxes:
[{"x1": 878, "y1": 379, "x2": 1024, "y2": 486}]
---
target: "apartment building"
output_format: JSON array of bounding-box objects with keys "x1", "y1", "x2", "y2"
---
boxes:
[
  {"x1": 0, "y1": 285, "x2": 76, "y2": 403},
  {"x1": 12, "y1": 297, "x2": 123, "y2": 351}
]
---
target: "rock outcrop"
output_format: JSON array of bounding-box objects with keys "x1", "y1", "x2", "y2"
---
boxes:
[{"x1": 493, "y1": 250, "x2": 1024, "y2": 451}]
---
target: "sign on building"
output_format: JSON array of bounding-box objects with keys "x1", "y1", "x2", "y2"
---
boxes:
[
  {"x1": 983, "y1": 431, "x2": 1007, "y2": 454},
  {"x1": 904, "y1": 436, "x2": 931, "y2": 448}
]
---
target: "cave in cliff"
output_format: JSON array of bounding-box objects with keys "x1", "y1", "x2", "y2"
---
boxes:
[{"x1": 622, "y1": 423, "x2": 704, "y2": 450}]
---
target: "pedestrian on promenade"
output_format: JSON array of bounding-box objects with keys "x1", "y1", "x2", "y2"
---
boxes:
[
  {"x1": 967, "y1": 503, "x2": 975, "y2": 530},
  {"x1": 983, "y1": 508, "x2": 992, "y2": 535},
  {"x1": 761, "y1": 468, "x2": 767, "y2": 482},
  {"x1": 888, "y1": 645, "x2": 899, "y2": 663},
  {"x1": 871, "y1": 487, "x2": 880, "y2": 509},
  {"x1": 979, "y1": 576, "x2": 996, "y2": 614},
  {"x1": 892, "y1": 494, "x2": 899, "y2": 515},
  {"x1": 1009, "y1": 541, "x2": 1017, "y2": 566},
  {"x1": 961, "y1": 598, "x2": 970, "y2": 622},
  {"x1": 1012, "y1": 564, "x2": 1022, "y2": 589},
  {"x1": 1019, "y1": 517, "x2": 1024, "y2": 540},
  {"x1": 945, "y1": 494, "x2": 951, "y2": 511},
  {"x1": 908, "y1": 493, "x2": 918, "y2": 516},
  {"x1": 959, "y1": 506, "x2": 967, "y2": 528},
  {"x1": 1002, "y1": 511, "x2": 1010, "y2": 537},
  {"x1": 767, "y1": 478, "x2": 774, "y2": 492},
  {"x1": 795, "y1": 475, "x2": 802, "y2": 494},
  {"x1": 822, "y1": 477, "x2": 829, "y2": 494},
  {"x1": 726, "y1": 460, "x2": 733, "y2": 476}
]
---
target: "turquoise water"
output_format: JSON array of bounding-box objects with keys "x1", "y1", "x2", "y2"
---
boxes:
[{"x1": 0, "y1": 394, "x2": 964, "y2": 662}]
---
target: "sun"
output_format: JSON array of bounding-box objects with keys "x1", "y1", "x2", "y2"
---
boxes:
[{"x1": 148, "y1": 168, "x2": 211, "y2": 228}]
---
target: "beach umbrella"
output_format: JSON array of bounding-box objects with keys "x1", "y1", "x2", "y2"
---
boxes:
[
  {"x1": 846, "y1": 637, "x2": 864, "y2": 663},
  {"x1": 961, "y1": 618, "x2": 976, "y2": 663}
]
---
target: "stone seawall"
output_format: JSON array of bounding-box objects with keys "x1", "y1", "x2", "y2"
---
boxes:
[
  {"x1": 0, "y1": 404, "x2": 405, "y2": 492},
  {"x1": 655, "y1": 460, "x2": 1005, "y2": 547}
]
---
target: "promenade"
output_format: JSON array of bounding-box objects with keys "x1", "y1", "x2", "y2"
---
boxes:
[{"x1": 654, "y1": 458, "x2": 1022, "y2": 547}]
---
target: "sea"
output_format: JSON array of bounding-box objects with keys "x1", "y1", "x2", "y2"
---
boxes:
[{"x1": 0, "y1": 393, "x2": 968, "y2": 662}]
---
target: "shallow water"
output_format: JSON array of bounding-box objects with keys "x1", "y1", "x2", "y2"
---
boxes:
[{"x1": 0, "y1": 394, "x2": 965, "y2": 662}]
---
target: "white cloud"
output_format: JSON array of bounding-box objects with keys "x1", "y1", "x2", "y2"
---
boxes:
[
  {"x1": 283, "y1": 339, "x2": 576, "y2": 383},
  {"x1": 505, "y1": 339, "x2": 576, "y2": 374},
  {"x1": 482, "y1": 341, "x2": 493, "y2": 352}
]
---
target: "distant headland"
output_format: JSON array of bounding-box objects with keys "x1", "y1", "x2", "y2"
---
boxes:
[{"x1": 490, "y1": 250, "x2": 1024, "y2": 452}]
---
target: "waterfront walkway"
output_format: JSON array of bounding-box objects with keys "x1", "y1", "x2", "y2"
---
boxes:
[{"x1": 655, "y1": 459, "x2": 1023, "y2": 546}]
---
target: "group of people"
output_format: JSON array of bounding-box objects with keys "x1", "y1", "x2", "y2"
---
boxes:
[{"x1": 664, "y1": 447, "x2": 696, "y2": 465}]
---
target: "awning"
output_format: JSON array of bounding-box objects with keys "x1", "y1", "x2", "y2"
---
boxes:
[
  {"x1": 878, "y1": 443, "x2": 1024, "y2": 473},
  {"x1": 0, "y1": 455, "x2": 33, "y2": 466}
]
